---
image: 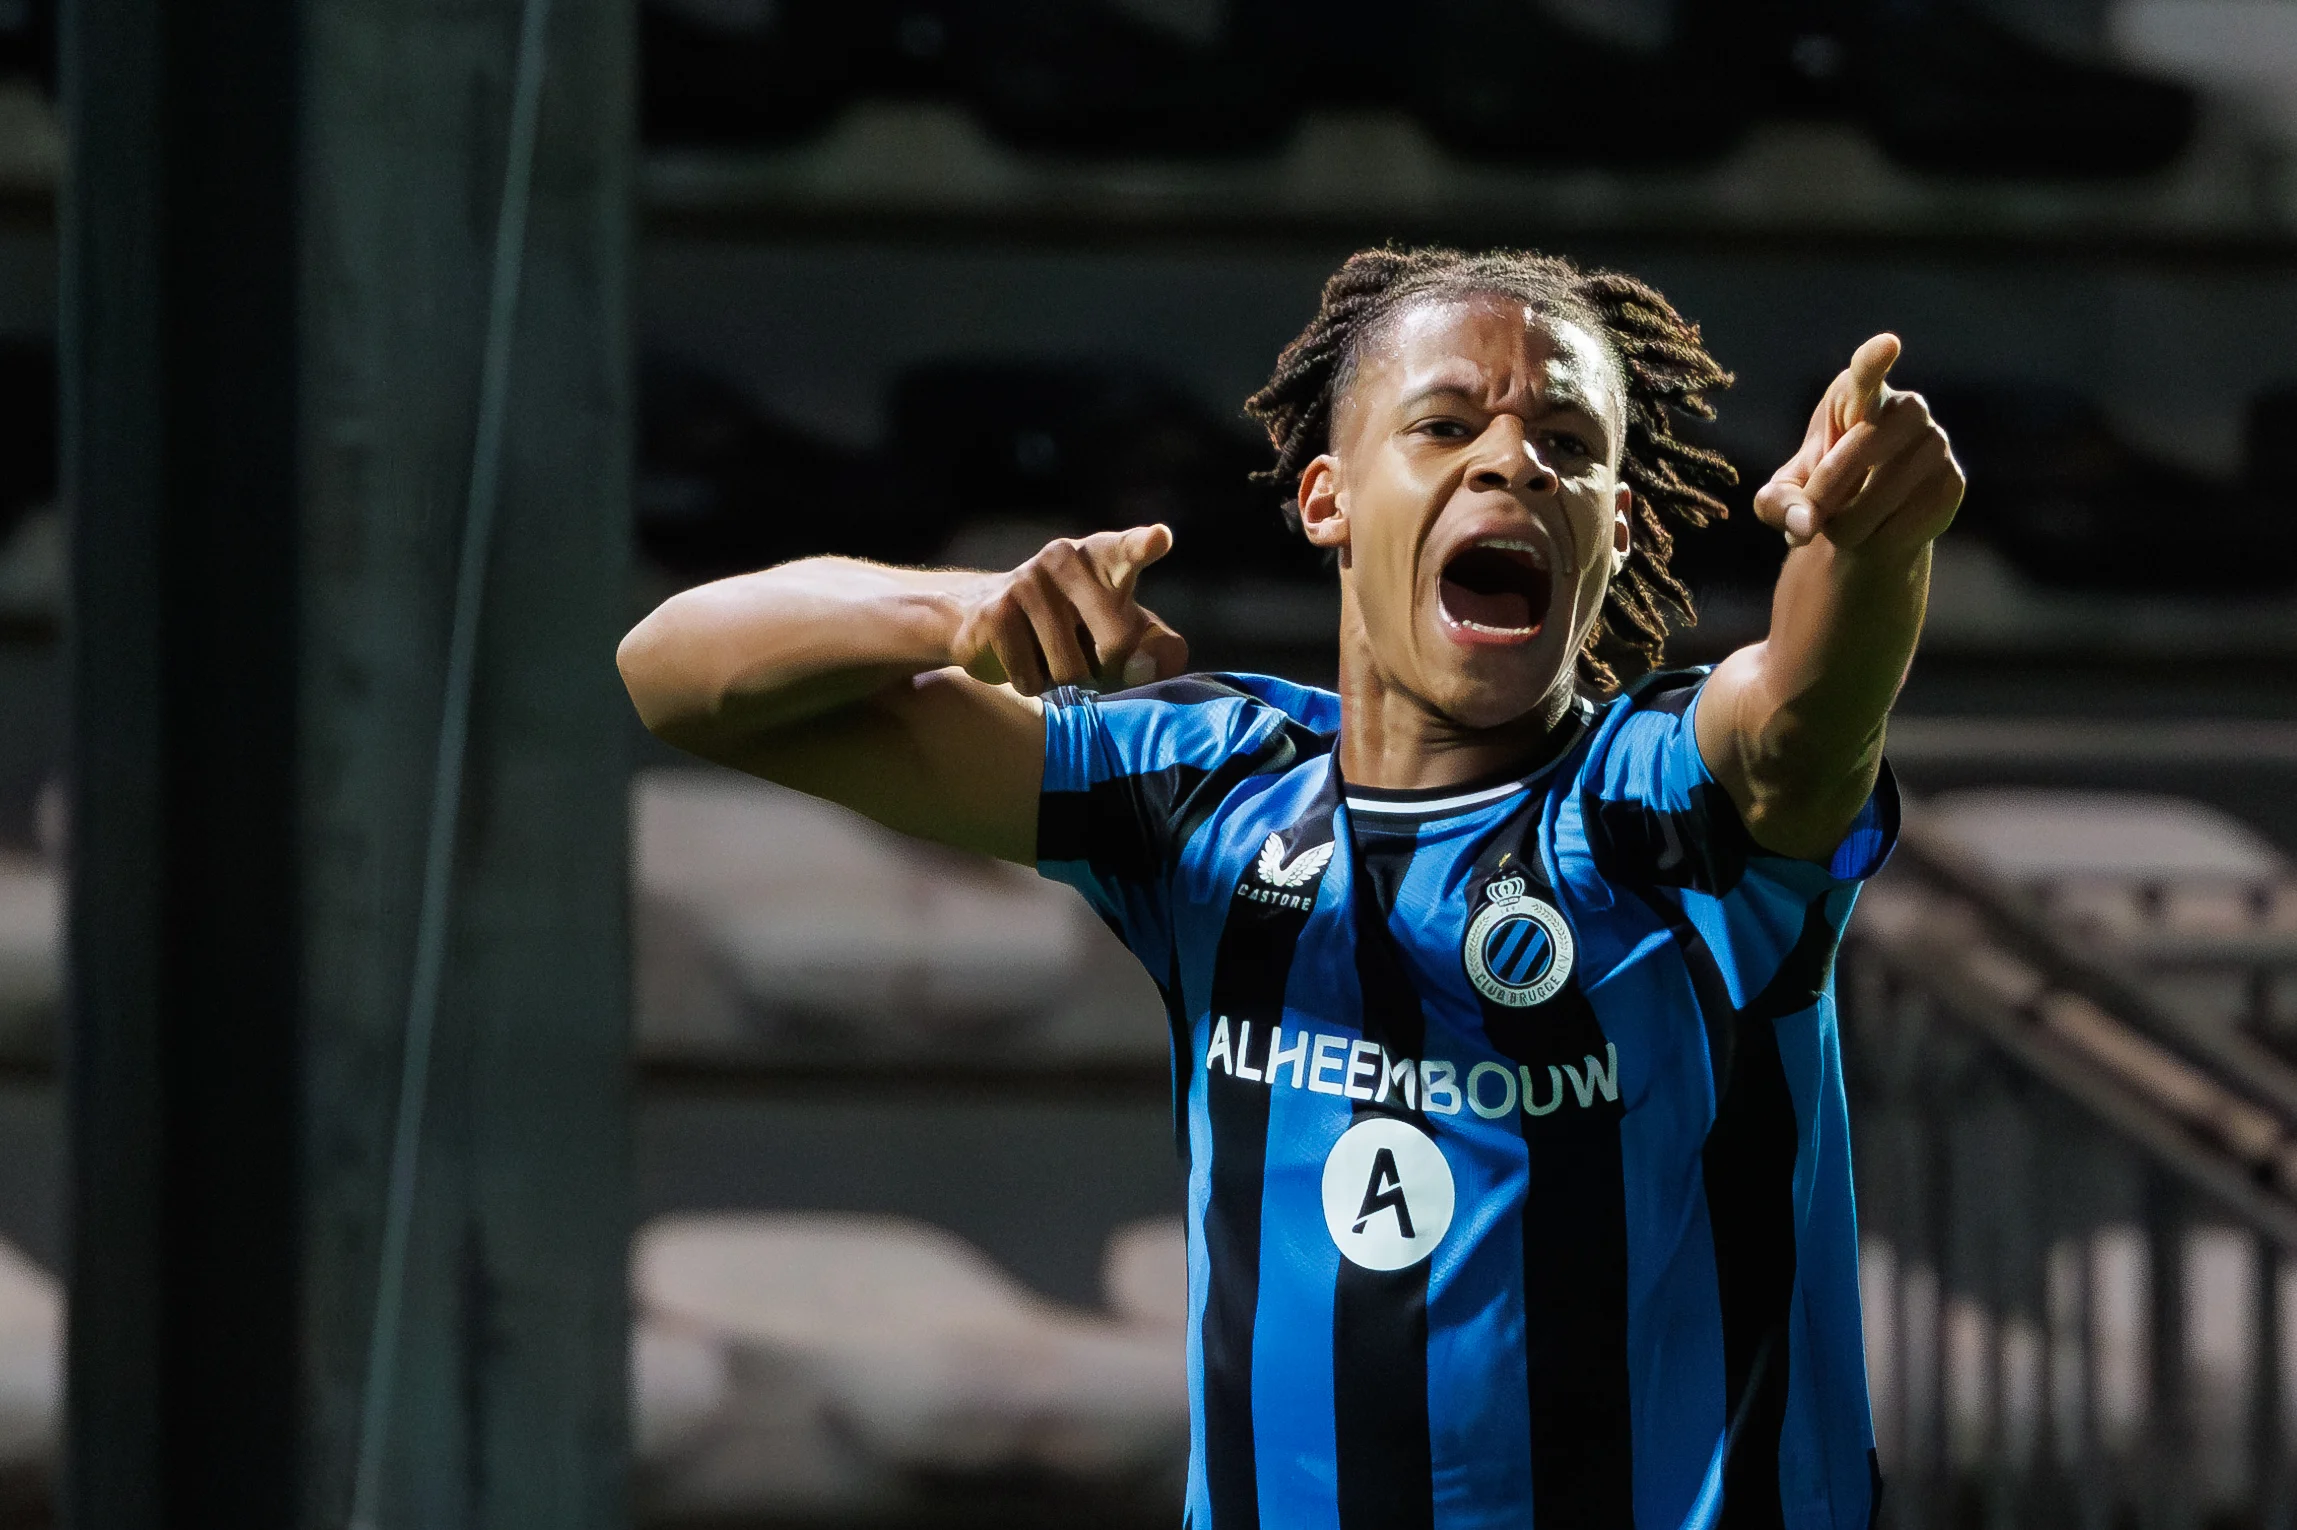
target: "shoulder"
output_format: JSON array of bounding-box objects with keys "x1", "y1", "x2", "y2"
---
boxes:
[
  {"x1": 1569, "y1": 668, "x2": 1754, "y2": 895},
  {"x1": 1037, "y1": 673, "x2": 1337, "y2": 880},
  {"x1": 1057, "y1": 671, "x2": 1341, "y2": 734},
  {"x1": 1576, "y1": 666, "x2": 1710, "y2": 786},
  {"x1": 1040, "y1": 671, "x2": 1337, "y2": 784}
]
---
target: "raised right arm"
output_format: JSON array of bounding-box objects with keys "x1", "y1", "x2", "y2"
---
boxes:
[{"x1": 614, "y1": 525, "x2": 1186, "y2": 864}]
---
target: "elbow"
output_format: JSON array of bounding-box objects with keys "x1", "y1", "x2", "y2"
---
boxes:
[
  {"x1": 1739, "y1": 798, "x2": 1862, "y2": 864},
  {"x1": 1735, "y1": 755, "x2": 1881, "y2": 864},
  {"x1": 615, "y1": 609, "x2": 707, "y2": 746},
  {"x1": 1726, "y1": 703, "x2": 1885, "y2": 863},
  {"x1": 614, "y1": 619, "x2": 665, "y2": 729}
]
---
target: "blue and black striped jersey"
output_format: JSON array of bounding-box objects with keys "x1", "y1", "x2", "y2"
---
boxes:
[{"x1": 1037, "y1": 669, "x2": 1897, "y2": 1530}]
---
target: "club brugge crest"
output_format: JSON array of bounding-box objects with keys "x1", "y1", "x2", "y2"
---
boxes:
[{"x1": 1462, "y1": 874, "x2": 1575, "y2": 1007}]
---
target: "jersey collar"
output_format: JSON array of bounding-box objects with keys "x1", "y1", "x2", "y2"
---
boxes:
[{"x1": 1339, "y1": 698, "x2": 1594, "y2": 821}]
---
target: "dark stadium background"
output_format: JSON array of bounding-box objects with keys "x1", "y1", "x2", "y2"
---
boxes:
[{"x1": 1, "y1": 0, "x2": 2295, "y2": 1524}]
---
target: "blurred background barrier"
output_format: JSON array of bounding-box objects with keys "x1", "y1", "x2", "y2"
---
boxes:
[
  {"x1": 1848, "y1": 791, "x2": 2297, "y2": 1529},
  {"x1": 60, "y1": 0, "x2": 632, "y2": 1514}
]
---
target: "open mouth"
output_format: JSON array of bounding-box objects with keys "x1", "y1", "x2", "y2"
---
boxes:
[{"x1": 1439, "y1": 541, "x2": 1552, "y2": 639}]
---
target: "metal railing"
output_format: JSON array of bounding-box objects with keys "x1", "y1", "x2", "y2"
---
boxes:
[{"x1": 1846, "y1": 817, "x2": 2297, "y2": 1530}]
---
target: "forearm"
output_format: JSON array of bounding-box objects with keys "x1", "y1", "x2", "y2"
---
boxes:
[
  {"x1": 1705, "y1": 539, "x2": 1928, "y2": 859},
  {"x1": 616, "y1": 558, "x2": 989, "y2": 755},
  {"x1": 1758, "y1": 537, "x2": 1926, "y2": 783}
]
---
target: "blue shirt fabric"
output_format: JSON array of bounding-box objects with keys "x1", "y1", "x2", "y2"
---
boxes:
[{"x1": 1036, "y1": 669, "x2": 1897, "y2": 1530}]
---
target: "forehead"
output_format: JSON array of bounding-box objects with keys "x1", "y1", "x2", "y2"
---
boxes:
[{"x1": 1353, "y1": 294, "x2": 1622, "y2": 427}]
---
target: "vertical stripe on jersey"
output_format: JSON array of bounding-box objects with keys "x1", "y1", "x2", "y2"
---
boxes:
[
  {"x1": 1165, "y1": 941, "x2": 1194, "y2": 1168},
  {"x1": 1640, "y1": 889, "x2": 1842, "y2": 1530},
  {"x1": 1170, "y1": 730, "x2": 1320, "y2": 1174},
  {"x1": 1719, "y1": 896, "x2": 1853, "y2": 1528},
  {"x1": 1702, "y1": 1002, "x2": 1795, "y2": 1530},
  {"x1": 1332, "y1": 818, "x2": 1435, "y2": 1530},
  {"x1": 1201, "y1": 786, "x2": 1338, "y2": 1530},
  {"x1": 1469, "y1": 805, "x2": 1636, "y2": 1529}
]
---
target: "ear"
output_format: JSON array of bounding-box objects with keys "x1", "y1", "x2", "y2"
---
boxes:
[
  {"x1": 1297, "y1": 454, "x2": 1349, "y2": 554},
  {"x1": 1609, "y1": 483, "x2": 1632, "y2": 574}
]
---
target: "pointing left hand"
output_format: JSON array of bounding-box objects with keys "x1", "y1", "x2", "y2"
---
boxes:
[{"x1": 1754, "y1": 333, "x2": 1965, "y2": 555}]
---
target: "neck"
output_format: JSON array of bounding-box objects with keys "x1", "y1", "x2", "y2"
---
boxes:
[{"x1": 1331, "y1": 595, "x2": 1579, "y2": 792}]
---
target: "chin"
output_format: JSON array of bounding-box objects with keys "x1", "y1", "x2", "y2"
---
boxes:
[{"x1": 1424, "y1": 636, "x2": 1574, "y2": 731}]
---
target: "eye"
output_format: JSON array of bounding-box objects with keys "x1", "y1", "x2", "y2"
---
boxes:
[
  {"x1": 1415, "y1": 417, "x2": 1472, "y2": 440},
  {"x1": 1541, "y1": 429, "x2": 1594, "y2": 462}
]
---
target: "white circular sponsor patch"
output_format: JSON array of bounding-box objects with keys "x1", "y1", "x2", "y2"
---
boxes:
[
  {"x1": 1320, "y1": 1117, "x2": 1456, "y2": 1271},
  {"x1": 1462, "y1": 880, "x2": 1575, "y2": 1008}
]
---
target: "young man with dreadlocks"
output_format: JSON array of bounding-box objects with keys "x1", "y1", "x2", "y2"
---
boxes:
[{"x1": 619, "y1": 245, "x2": 1963, "y2": 1529}]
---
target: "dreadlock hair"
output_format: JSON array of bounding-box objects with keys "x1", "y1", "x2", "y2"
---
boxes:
[{"x1": 1244, "y1": 244, "x2": 1736, "y2": 695}]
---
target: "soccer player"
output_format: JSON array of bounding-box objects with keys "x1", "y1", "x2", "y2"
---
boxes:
[{"x1": 617, "y1": 245, "x2": 1963, "y2": 1529}]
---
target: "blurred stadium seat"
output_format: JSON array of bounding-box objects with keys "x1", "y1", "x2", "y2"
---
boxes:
[
  {"x1": 632, "y1": 768, "x2": 1169, "y2": 1067},
  {"x1": 1924, "y1": 788, "x2": 2297, "y2": 1052},
  {"x1": 2114, "y1": 0, "x2": 2297, "y2": 148},
  {"x1": 638, "y1": 353, "x2": 900, "y2": 579},
  {"x1": 944, "y1": 0, "x2": 1303, "y2": 157},
  {"x1": 632, "y1": 1212, "x2": 1187, "y2": 1522},
  {"x1": 0, "y1": 853, "x2": 53, "y2": 1068},
  {"x1": 1841, "y1": 0, "x2": 2195, "y2": 176},
  {"x1": 886, "y1": 357, "x2": 1316, "y2": 582},
  {"x1": 635, "y1": 0, "x2": 2201, "y2": 176},
  {"x1": 1402, "y1": 0, "x2": 1760, "y2": 167},
  {"x1": 639, "y1": 0, "x2": 869, "y2": 147},
  {"x1": 1099, "y1": 1215, "x2": 1186, "y2": 1331},
  {"x1": 0, "y1": 1240, "x2": 55, "y2": 1517},
  {"x1": 1918, "y1": 380, "x2": 2297, "y2": 594}
]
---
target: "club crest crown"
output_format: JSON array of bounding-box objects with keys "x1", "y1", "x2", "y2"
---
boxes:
[{"x1": 1486, "y1": 874, "x2": 1527, "y2": 904}]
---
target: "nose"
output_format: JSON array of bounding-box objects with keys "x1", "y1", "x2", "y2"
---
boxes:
[{"x1": 1465, "y1": 418, "x2": 1557, "y2": 497}]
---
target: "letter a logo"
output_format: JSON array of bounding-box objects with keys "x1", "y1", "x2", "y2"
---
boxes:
[
  {"x1": 1352, "y1": 1147, "x2": 1416, "y2": 1238},
  {"x1": 1321, "y1": 1117, "x2": 1455, "y2": 1271}
]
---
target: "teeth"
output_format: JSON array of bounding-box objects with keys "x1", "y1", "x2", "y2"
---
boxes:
[
  {"x1": 1472, "y1": 537, "x2": 1548, "y2": 569},
  {"x1": 1455, "y1": 616, "x2": 1537, "y2": 635}
]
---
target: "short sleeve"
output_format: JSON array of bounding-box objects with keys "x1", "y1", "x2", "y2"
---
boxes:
[
  {"x1": 1581, "y1": 669, "x2": 1900, "y2": 900},
  {"x1": 1036, "y1": 678, "x2": 1291, "y2": 969},
  {"x1": 1578, "y1": 669, "x2": 1899, "y2": 1018}
]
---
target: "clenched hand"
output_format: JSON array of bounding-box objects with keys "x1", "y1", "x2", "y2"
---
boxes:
[
  {"x1": 954, "y1": 524, "x2": 1191, "y2": 696},
  {"x1": 1755, "y1": 334, "x2": 1965, "y2": 558}
]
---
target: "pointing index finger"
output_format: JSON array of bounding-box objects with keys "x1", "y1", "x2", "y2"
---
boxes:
[
  {"x1": 1104, "y1": 523, "x2": 1174, "y2": 596},
  {"x1": 1842, "y1": 333, "x2": 1902, "y2": 427}
]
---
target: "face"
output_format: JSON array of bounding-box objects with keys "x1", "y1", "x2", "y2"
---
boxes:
[{"x1": 1297, "y1": 295, "x2": 1632, "y2": 731}]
